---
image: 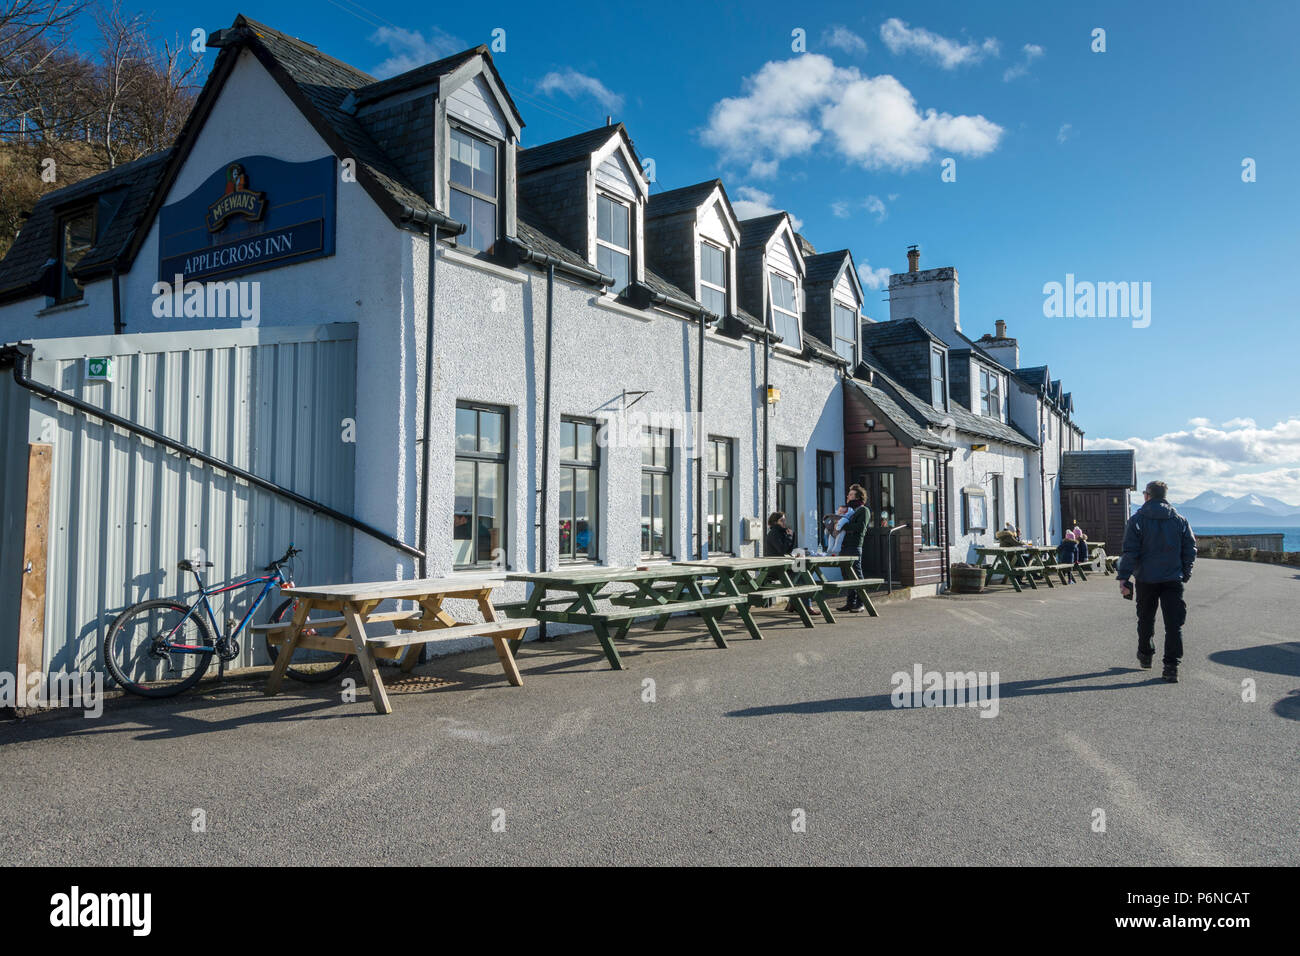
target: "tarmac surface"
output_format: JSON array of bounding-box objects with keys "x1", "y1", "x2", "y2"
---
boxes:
[{"x1": 2, "y1": 557, "x2": 1296, "y2": 866}]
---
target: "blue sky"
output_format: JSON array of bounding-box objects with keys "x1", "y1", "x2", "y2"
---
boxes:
[{"x1": 124, "y1": 0, "x2": 1300, "y2": 502}]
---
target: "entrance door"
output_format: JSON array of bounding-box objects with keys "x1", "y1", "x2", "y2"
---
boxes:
[
  {"x1": 852, "y1": 467, "x2": 899, "y2": 578},
  {"x1": 1063, "y1": 489, "x2": 1106, "y2": 538}
]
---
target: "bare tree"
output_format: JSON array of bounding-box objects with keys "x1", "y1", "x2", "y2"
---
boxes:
[{"x1": 0, "y1": 0, "x2": 89, "y2": 122}]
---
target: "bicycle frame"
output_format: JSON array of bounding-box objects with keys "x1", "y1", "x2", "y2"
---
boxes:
[{"x1": 163, "y1": 566, "x2": 288, "y2": 656}]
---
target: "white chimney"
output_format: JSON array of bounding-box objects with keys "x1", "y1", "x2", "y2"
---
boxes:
[{"x1": 888, "y1": 246, "x2": 961, "y2": 345}]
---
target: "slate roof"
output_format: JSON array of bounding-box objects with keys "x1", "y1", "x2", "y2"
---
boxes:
[
  {"x1": 847, "y1": 376, "x2": 952, "y2": 450},
  {"x1": 1060, "y1": 450, "x2": 1137, "y2": 488},
  {"x1": 860, "y1": 317, "x2": 944, "y2": 349},
  {"x1": 646, "y1": 180, "x2": 722, "y2": 219},
  {"x1": 1014, "y1": 364, "x2": 1050, "y2": 388},
  {"x1": 802, "y1": 331, "x2": 848, "y2": 366},
  {"x1": 803, "y1": 250, "x2": 851, "y2": 286},
  {"x1": 738, "y1": 213, "x2": 787, "y2": 249},
  {"x1": 855, "y1": 347, "x2": 1038, "y2": 449},
  {"x1": 517, "y1": 124, "x2": 632, "y2": 175},
  {"x1": 0, "y1": 149, "x2": 172, "y2": 301}
]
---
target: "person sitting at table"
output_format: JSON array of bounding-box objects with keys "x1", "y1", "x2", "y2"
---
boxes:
[
  {"x1": 996, "y1": 521, "x2": 1023, "y2": 548},
  {"x1": 834, "y1": 492, "x2": 870, "y2": 612},
  {"x1": 766, "y1": 511, "x2": 818, "y2": 615},
  {"x1": 1057, "y1": 531, "x2": 1078, "y2": 582},
  {"x1": 1072, "y1": 524, "x2": 1089, "y2": 564}
]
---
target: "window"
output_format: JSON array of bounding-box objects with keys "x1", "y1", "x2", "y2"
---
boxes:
[
  {"x1": 707, "y1": 437, "x2": 734, "y2": 554},
  {"x1": 776, "y1": 447, "x2": 798, "y2": 541},
  {"x1": 832, "y1": 303, "x2": 858, "y2": 364},
  {"x1": 699, "y1": 241, "x2": 728, "y2": 317},
  {"x1": 54, "y1": 208, "x2": 95, "y2": 303},
  {"x1": 979, "y1": 369, "x2": 1004, "y2": 421},
  {"x1": 930, "y1": 348, "x2": 947, "y2": 410},
  {"x1": 963, "y1": 490, "x2": 988, "y2": 533},
  {"x1": 597, "y1": 193, "x2": 631, "y2": 294},
  {"x1": 816, "y1": 451, "x2": 836, "y2": 549},
  {"x1": 454, "y1": 403, "x2": 507, "y2": 567},
  {"x1": 990, "y1": 475, "x2": 1003, "y2": 535},
  {"x1": 768, "y1": 272, "x2": 801, "y2": 348},
  {"x1": 920, "y1": 456, "x2": 940, "y2": 547},
  {"x1": 641, "y1": 427, "x2": 672, "y2": 557},
  {"x1": 448, "y1": 127, "x2": 498, "y2": 254},
  {"x1": 559, "y1": 418, "x2": 599, "y2": 561}
]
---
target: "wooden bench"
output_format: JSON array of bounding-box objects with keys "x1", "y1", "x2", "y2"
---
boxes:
[
  {"x1": 1041, "y1": 562, "x2": 1078, "y2": 585},
  {"x1": 1105, "y1": 556, "x2": 1120, "y2": 574}
]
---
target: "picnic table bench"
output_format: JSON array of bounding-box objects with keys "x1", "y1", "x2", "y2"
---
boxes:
[
  {"x1": 802, "y1": 554, "x2": 884, "y2": 619},
  {"x1": 974, "y1": 546, "x2": 1053, "y2": 592},
  {"x1": 1029, "y1": 545, "x2": 1080, "y2": 584},
  {"x1": 256, "y1": 577, "x2": 535, "y2": 714},
  {"x1": 676, "y1": 554, "x2": 884, "y2": 625},
  {"x1": 501, "y1": 566, "x2": 761, "y2": 670}
]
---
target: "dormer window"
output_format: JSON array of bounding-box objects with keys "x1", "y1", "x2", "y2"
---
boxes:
[
  {"x1": 832, "y1": 302, "x2": 858, "y2": 364},
  {"x1": 54, "y1": 207, "x2": 95, "y2": 303},
  {"x1": 700, "y1": 241, "x2": 728, "y2": 317},
  {"x1": 769, "y1": 272, "x2": 801, "y2": 348},
  {"x1": 979, "y1": 368, "x2": 1004, "y2": 421},
  {"x1": 449, "y1": 126, "x2": 498, "y2": 254},
  {"x1": 930, "y1": 347, "x2": 948, "y2": 410},
  {"x1": 596, "y1": 193, "x2": 631, "y2": 294}
]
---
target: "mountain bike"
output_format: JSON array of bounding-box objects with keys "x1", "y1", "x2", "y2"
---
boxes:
[{"x1": 103, "y1": 544, "x2": 353, "y2": 697}]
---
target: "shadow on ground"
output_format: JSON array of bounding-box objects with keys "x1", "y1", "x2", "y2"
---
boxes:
[{"x1": 726, "y1": 665, "x2": 1167, "y2": 717}]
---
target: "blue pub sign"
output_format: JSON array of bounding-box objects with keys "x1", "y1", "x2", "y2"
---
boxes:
[{"x1": 158, "y1": 155, "x2": 336, "y2": 282}]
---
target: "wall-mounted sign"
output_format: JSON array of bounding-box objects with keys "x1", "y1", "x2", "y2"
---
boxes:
[
  {"x1": 85, "y1": 357, "x2": 113, "y2": 382},
  {"x1": 158, "y1": 155, "x2": 336, "y2": 283}
]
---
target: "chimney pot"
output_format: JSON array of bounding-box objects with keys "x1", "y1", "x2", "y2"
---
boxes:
[
  {"x1": 906, "y1": 245, "x2": 920, "y2": 273},
  {"x1": 995, "y1": 319, "x2": 1007, "y2": 339}
]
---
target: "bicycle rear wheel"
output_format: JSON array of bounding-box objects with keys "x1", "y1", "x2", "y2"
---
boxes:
[
  {"x1": 264, "y1": 598, "x2": 355, "y2": 683},
  {"x1": 104, "y1": 600, "x2": 215, "y2": 697}
]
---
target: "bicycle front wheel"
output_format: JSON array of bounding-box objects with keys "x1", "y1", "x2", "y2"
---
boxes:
[
  {"x1": 104, "y1": 600, "x2": 215, "y2": 697},
  {"x1": 265, "y1": 598, "x2": 355, "y2": 683}
]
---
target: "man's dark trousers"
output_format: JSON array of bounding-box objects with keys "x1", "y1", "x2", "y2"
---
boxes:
[
  {"x1": 1135, "y1": 580, "x2": 1186, "y2": 666},
  {"x1": 842, "y1": 550, "x2": 863, "y2": 609}
]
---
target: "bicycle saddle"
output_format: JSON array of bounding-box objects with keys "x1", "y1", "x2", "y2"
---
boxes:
[{"x1": 178, "y1": 559, "x2": 214, "y2": 572}]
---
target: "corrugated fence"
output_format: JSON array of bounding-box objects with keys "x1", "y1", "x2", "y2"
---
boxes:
[{"x1": 0, "y1": 323, "x2": 358, "y2": 675}]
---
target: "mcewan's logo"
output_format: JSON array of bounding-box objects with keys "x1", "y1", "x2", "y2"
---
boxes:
[{"x1": 206, "y1": 162, "x2": 265, "y2": 232}]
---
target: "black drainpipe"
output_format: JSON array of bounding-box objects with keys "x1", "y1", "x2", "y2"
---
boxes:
[
  {"x1": 508, "y1": 240, "x2": 611, "y2": 642},
  {"x1": 111, "y1": 268, "x2": 123, "y2": 335},
  {"x1": 1039, "y1": 396, "x2": 1048, "y2": 544},
  {"x1": 941, "y1": 446, "x2": 955, "y2": 591},
  {"x1": 5, "y1": 346, "x2": 422, "y2": 559},
  {"x1": 634, "y1": 284, "x2": 717, "y2": 559}
]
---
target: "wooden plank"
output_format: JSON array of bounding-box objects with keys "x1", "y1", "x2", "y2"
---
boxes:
[
  {"x1": 366, "y1": 618, "x2": 541, "y2": 648},
  {"x1": 282, "y1": 576, "x2": 506, "y2": 602},
  {"x1": 342, "y1": 600, "x2": 392, "y2": 715},
  {"x1": 264, "y1": 596, "x2": 311, "y2": 696},
  {"x1": 478, "y1": 590, "x2": 523, "y2": 688},
  {"x1": 265, "y1": 631, "x2": 404, "y2": 659},
  {"x1": 15, "y1": 444, "x2": 52, "y2": 688}
]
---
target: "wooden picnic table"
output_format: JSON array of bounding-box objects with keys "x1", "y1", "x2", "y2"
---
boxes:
[
  {"x1": 257, "y1": 577, "x2": 536, "y2": 714},
  {"x1": 974, "y1": 545, "x2": 1053, "y2": 592},
  {"x1": 794, "y1": 554, "x2": 884, "y2": 619},
  {"x1": 499, "y1": 565, "x2": 759, "y2": 670},
  {"x1": 1029, "y1": 544, "x2": 1080, "y2": 584}
]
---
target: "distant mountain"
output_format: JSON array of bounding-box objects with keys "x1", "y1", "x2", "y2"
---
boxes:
[
  {"x1": 1176, "y1": 507, "x2": 1300, "y2": 529},
  {"x1": 1131, "y1": 491, "x2": 1300, "y2": 526}
]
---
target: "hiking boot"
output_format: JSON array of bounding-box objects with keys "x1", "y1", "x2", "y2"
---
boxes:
[
  {"x1": 1161, "y1": 666, "x2": 1178, "y2": 683},
  {"x1": 845, "y1": 605, "x2": 864, "y2": 614},
  {"x1": 1136, "y1": 652, "x2": 1153, "y2": 669},
  {"x1": 837, "y1": 604, "x2": 854, "y2": 612}
]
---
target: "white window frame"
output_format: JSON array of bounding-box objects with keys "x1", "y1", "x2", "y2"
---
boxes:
[
  {"x1": 447, "y1": 124, "x2": 500, "y2": 255},
  {"x1": 596, "y1": 191, "x2": 632, "y2": 295},
  {"x1": 832, "y1": 300, "x2": 858, "y2": 364},
  {"x1": 768, "y1": 270, "x2": 802, "y2": 351},
  {"x1": 699, "y1": 240, "x2": 728, "y2": 317}
]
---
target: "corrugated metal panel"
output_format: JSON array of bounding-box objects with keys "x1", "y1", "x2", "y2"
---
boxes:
[
  {"x1": 0, "y1": 367, "x2": 31, "y2": 669},
  {"x1": 16, "y1": 324, "x2": 357, "y2": 673}
]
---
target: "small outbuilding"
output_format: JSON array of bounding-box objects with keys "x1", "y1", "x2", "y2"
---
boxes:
[{"x1": 1059, "y1": 449, "x2": 1138, "y2": 550}]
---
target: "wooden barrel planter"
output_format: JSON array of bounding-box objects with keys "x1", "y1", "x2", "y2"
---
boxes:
[{"x1": 950, "y1": 565, "x2": 986, "y2": 594}]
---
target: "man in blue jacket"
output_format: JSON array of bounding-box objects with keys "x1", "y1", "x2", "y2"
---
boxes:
[{"x1": 1117, "y1": 480, "x2": 1197, "y2": 683}]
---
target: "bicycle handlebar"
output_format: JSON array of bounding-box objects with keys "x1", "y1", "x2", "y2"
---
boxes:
[{"x1": 266, "y1": 542, "x2": 302, "y2": 572}]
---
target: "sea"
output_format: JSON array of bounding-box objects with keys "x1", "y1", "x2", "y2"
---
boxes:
[{"x1": 1195, "y1": 526, "x2": 1300, "y2": 551}]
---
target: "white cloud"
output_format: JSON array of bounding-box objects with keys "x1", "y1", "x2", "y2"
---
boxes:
[
  {"x1": 1089, "y1": 417, "x2": 1300, "y2": 504},
  {"x1": 537, "y1": 68, "x2": 624, "y2": 113},
  {"x1": 701, "y1": 55, "x2": 1002, "y2": 176},
  {"x1": 1002, "y1": 42, "x2": 1045, "y2": 82},
  {"x1": 731, "y1": 187, "x2": 802, "y2": 231},
  {"x1": 1057, "y1": 123, "x2": 1073, "y2": 144},
  {"x1": 857, "y1": 260, "x2": 893, "y2": 290},
  {"x1": 880, "y1": 18, "x2": 999, "y2": 69},
  {"x1": 368, "y1": 26, "x2": 464, "y2": 79},
  {"x1": 833, "y1": 195, "x2": 888, "y2": 221},
  {"x1": 824, "y1": 25, "x2": 868, "y2": 55}
]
